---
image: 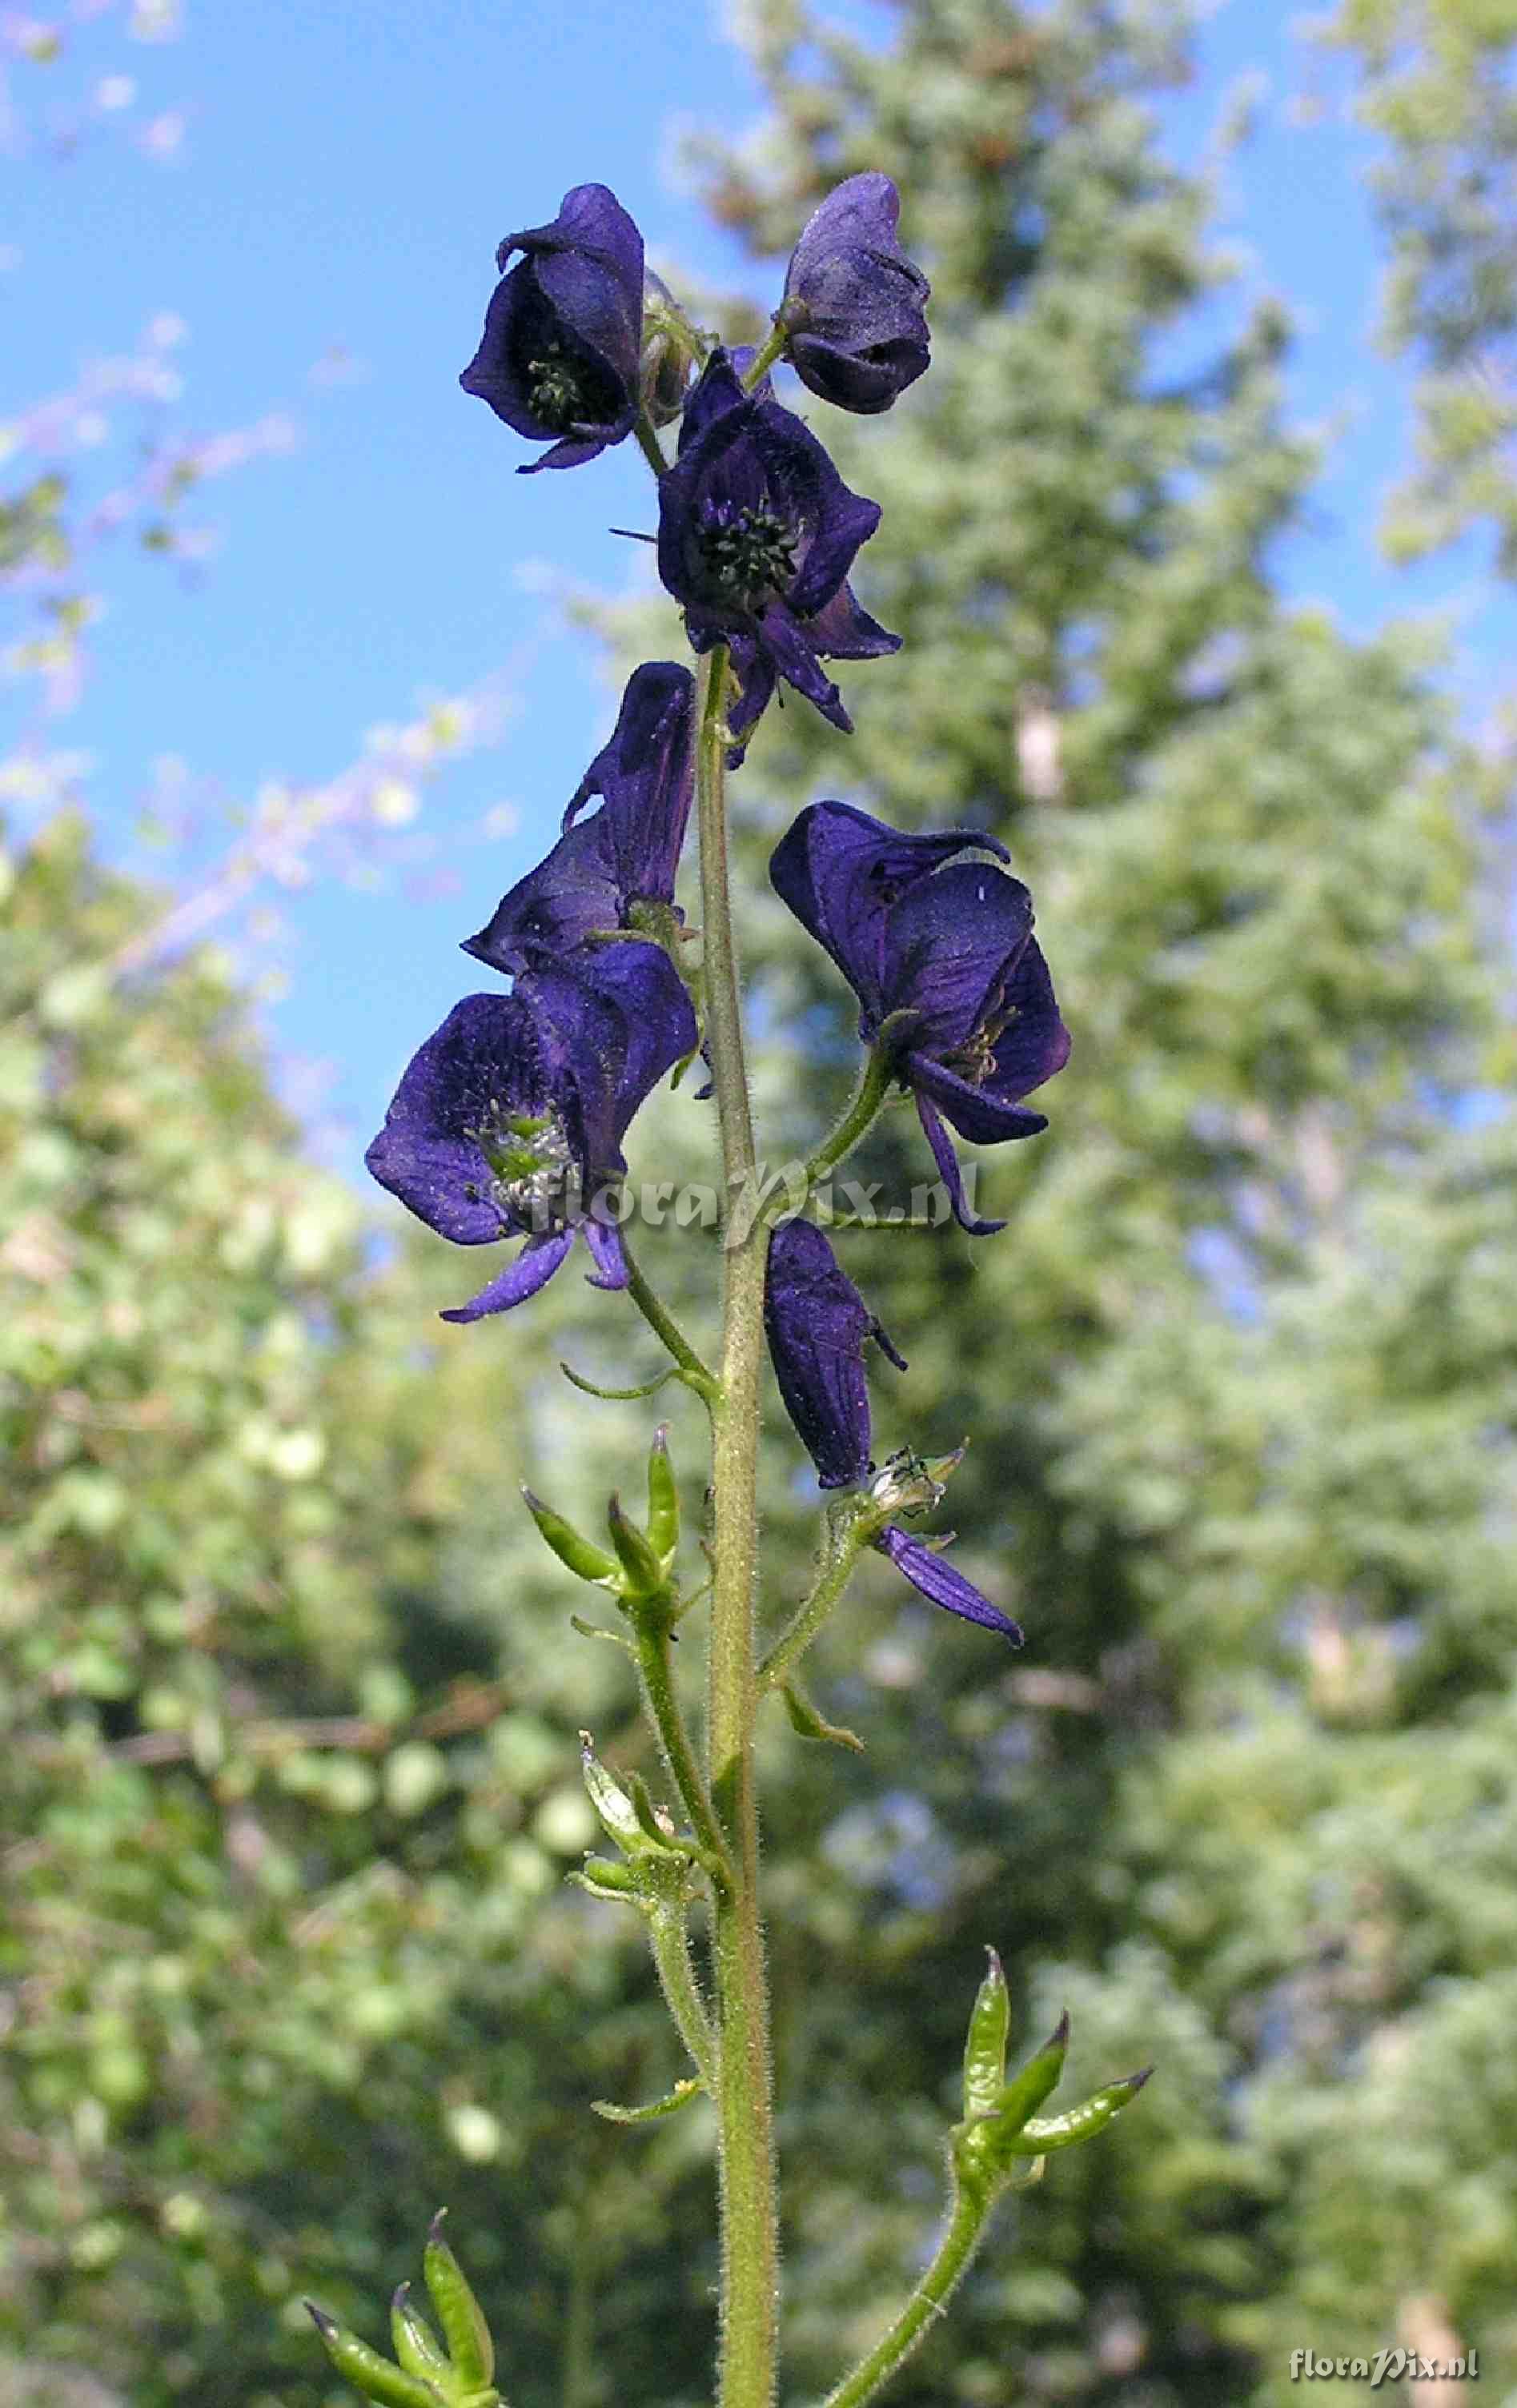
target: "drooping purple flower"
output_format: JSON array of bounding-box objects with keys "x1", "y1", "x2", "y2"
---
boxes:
[
  {"x1": 656, "y1": 351, "x2": 899, "y2": 753},
  {"x1": 365, "y1": 943, "x2": 696, "y2": 1322},
  {"x1": 765, "y1": 1224, "x2": 1021, "y2": 1639},
  {"x1": 764, "y1": 1218, "x2": 905, "y2": 1489},
  {"x1": 460, "y1": 183, "x2": 644, "y2": 473},
  {"x1": 781, "y1": 173, "x2": 930, "y2": 415},
  {"x1": 770, "y1": 799, "x2": 1070, "y2": 1235},
  {"x1": 463, "y1": 663, "x2": 696, "y2": 976}
]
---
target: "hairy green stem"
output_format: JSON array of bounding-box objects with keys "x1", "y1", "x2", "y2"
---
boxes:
[
  {"x1": 821, "y1": 2171, "x2": 993, "y2": 2408},
  {"x1": 759, "y1": 1506, "x2": 865, "y2": 1692},
  {"x1": 631, "y1": 1614, "x2": 733, "y2": 1888},
  {"x1": 803, "y1": 1046, "x2": 895, "y2": 1186},
  {"x1": 696, "y1": 642, "x2": 780, "y2": 2408},
  {"x1": 741, "y1": 320, "x2": 792, "y2": 390},
  {"x1": 634, "y1": 410, "x2": 668, "y2": 476}
]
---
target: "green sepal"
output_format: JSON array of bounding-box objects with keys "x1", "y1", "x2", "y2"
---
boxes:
[
  {"x1": 1009, "y1": 2067, "x2": 1154, "y2": 2154},
  {"x1": 781, "y1": 1677, "x2": 865, "y2": 1753},
  {"x1": 607, "y1": 1492, "x2": 666, "y2": 1599},
  {"x1": 560, "y1": 1359, "x2": 678, "y2": 1403},
  {"x1": 520, "y1": 1487, "x2": 617, "y2": 1587},
  {"x1": 391, "y1": 2285, "x2": 450, "y2": 2386},
  {"x1": 590, "y1": 2075, "x2": 705, "y2": 2125},
  {"x1": 423, "y1": 2210, "x2": 496, "y2": 2391},
  {"x1": 961, "y1": 1948, "x2": 1012, "y2": 2121},
  {"x1": 305, "y1": 2302, "x2": 445, "y2": 2408},
  {"x1": 645, "y1": 1425, "x2": 680, "y2": 1563}
]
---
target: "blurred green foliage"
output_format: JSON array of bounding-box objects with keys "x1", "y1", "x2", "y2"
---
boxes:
[
  {"x1": 1324, "y1": 0, "x2": 1517, "y2": 571},
  {"x1": 3, "y1": 2, "x2": 1515, "y2": 2402}
]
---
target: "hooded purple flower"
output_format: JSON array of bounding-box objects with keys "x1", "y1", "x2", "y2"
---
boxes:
[
  {"x1": 769, "y1": 799, "x2": 1070, "y2": 1235},
  {"x1": 764, "y1": 1218, "x2": 906, "y2": 1489},
  {"x1": 656, "y1": 351, "x2": 899, "y2": 754},
  {"x1": 765, "y1": 1221, "x2": 1021, "y2": 1640},
  {"x1": 781, "y1": 173, "x2": 930, "y2": 414},
  {"x1": 460, "y1": 183, "x2": 644, "y2": 473},
  {"x1": 365, "y1": 943, "x2": 696, "y2": 1322},
  {"x1": 462, "y1": 663, "x2": 696, "y2": 975}
]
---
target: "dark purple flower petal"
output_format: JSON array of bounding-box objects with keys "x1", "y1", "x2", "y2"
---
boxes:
[
  {"x1": 765, "y1": 1219, "x2": 905, "y2": 1489},
  {"x1": 465, "y1": 664, "x2": 696, "y2": 976},
  {"x1": 365, "y1": 945, "x2": 693, "y2": 1326},
  {"x1": 769, "y1": 800, "x2": 1009, "y2": 1024},
  {"x1": 581, "y1": 1214, "x2": 630, "y2": 1290},
  {"x1": 656, "y1": 351, "x2": 894, "y2": 749},
  {"x1": 460, "y1": 183, "x2": 644, "y2": 473},
  {"x1": 875, "y1": 1525, "x2": 1023, "y2": 1643},
  {"x1": 769, "y1": 801, "x2": 1067, "y2": 1229},
  {"x1": 878, "y1": 858, "x2": 1034, "y2": 1054},
  {"x1": 441, "y1": 1228, "x2": 576, "y2": 1323},
  {"x1": 560, "y1": 660, "x2": 695, "y2": 905},
  {"x1": 783, "y1": 173, "x2": 930, "y2": 415},
  {"x1": 365, "y1": 994, "x2": 564, "y2": 1245},
  {"x1": 463, "y1": 817, "x2": 623, "y2": 977},
  {"x1": 913, "y1": 1091, "x2": 1008, "y2": 1236}
]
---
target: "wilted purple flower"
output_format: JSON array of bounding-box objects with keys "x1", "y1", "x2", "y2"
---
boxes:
[
  {"x1": 656, "y1": 351, "x2": 898, "y2": 753},
  {"x1": 769, "y1": 799, "x2": 1070, "y2": 1234},
  {"x1": 764, "y1": 1218, "x2": 906, "y2": 1489},
  {"x1": 460, "y1": 183, "x2": 644, "y2": 473},
  {"x1": 365, "y1": 944, "x2": 696, "y2": 1322},
  {"x1": 781, "y1": 173, "x2": 930, "y2": 414},
  {"x1": 463, "y1": 663, "x2": 696, "y2": 975}
]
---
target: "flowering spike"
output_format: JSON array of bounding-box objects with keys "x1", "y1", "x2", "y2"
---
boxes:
[
  {"x1": 961, "y1": 1947, "x2": 1011, "y2": 2122},
  {"x1": 520, "y1": 1487, "x2": 619, "y2": 1587},
  {"x1": 422, "y1": 2210, "x2": 496, "y2": 2391}
]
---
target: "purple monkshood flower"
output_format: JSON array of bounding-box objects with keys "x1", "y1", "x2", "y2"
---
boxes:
[
  {"x1": 460, "y1": 183, "x2": 644, "y2": 473},
  {"x1": 765, "y1": 1221, "x2": 1021, "y2": 1641},
  {"x1": 656, "y1": 350, "x2": 899, "y2": 758},
  {"x1": 764, "y1": 1218, "x2": 906, "y2": 1489},
  {"x1": 463, "y1": 663, "x2": 696, "y2": 975},
  {"x1": 365, "y1": 944, "x2": 696, "y2": 1323},
  {"x1": 769, "y1": 799, "x2": 1070, "y2": 1236},
  {"x1": 781, "y1": 173, "x2": 930, "y2": 415}
]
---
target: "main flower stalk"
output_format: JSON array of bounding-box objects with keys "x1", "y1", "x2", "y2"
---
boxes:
[{"x1": 697, "y1": 642, "x2": 780, "y2": 2408}]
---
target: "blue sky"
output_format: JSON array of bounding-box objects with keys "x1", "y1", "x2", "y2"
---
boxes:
[{"x1": 4, "y1": 0, "x2": 1511, "y2": 1178}]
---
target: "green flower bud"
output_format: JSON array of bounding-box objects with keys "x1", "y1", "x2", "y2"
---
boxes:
[
  {"x1": 989, "y1": 2010, "x2": 1070, "y2": 2136},
  {"x1": 607, "y1": 1492, "x2": 666, "y2": 1599},
  {"x1": 391, "y1": 2284, "x2": 450, "y2": 2386},
  {"x1": 961, "y1": 1947, "x2": 1011, "y2": 2121},
  {"x1": 423, "y1": 2211, "x2": 496, "y2": 2391},
  {"x1": 305, "y1": 2302, "x2": 444, "y2": 2408},
  {"x1": 520, "y1": 1487, "x2": 617, "y2": 1587},
  {"x1": 1011, "y1": 2067, "x2": 1154, "y2": 2154},
  {"x1": 645, "y1": 1425, "x2": 680, "y2": 1565}
]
